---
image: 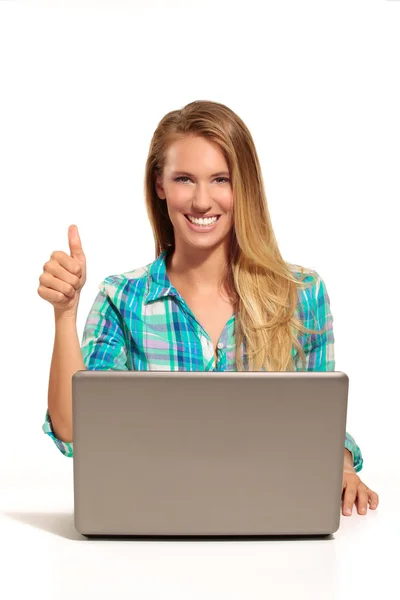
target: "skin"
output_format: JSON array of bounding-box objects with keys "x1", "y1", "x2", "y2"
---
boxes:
[
  {"x1": 155, "y1": 135, "x2": 234, "y2": 294},
  {"x1": 343, "y1": 449, "x2": 379, "y2": 516},
  {"x1": 155, "y1": 134, "x2": 380, "y2": 517}
]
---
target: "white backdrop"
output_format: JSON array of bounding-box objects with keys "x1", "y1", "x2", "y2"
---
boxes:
[{"x1": 0, "y1": 0, "x2": 399, "y2": 597}]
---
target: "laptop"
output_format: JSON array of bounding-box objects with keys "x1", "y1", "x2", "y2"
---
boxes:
[{"x1": 72, "y1": 370, "x2": 349, "y2": 538}]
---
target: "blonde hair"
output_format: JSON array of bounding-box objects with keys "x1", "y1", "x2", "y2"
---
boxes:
[{"x1": 144, "y1": 100, "x2": 326, "y2": 371}]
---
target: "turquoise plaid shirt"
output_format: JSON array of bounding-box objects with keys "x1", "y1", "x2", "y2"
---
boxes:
[{"x1": 42, "y1": 249, "x2": 363, "y2": 472}]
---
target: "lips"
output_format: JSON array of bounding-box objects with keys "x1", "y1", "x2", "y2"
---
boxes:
[{"x1": 184, "y1": 215, "x2": 221, "y2": 220}]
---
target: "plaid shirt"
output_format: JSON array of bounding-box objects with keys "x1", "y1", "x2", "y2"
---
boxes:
[{"x1": 42, "y1": 249, "x2": 363, "y2": 472}]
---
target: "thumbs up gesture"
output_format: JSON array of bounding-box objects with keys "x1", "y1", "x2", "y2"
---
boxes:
[{"x1": 37, "y1": 224, "x2": 87, "y2": 316}]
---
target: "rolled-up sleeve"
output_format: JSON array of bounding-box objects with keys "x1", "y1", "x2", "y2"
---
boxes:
[
  {"x1": 299, "y1": 271, "x2": 364, "y2": 473},
  {"x1": 42, "y1": 408, "x2": 74, "y2": 457},
  {"x1": 345, "y1": 431, "x2": 363, "y2": 473},
  {"x1": 42, "y1": 277, "x2": 130, "y2": 457}
]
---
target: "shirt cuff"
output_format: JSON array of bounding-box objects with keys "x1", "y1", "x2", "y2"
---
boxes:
[
  {"x1": 42, "y1": 408, "x2": 74, "y2": 458},
  {"x1": 345, "y1": 431, "x2": 363, "y2": 473}
]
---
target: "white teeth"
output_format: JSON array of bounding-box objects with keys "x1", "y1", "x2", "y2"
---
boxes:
[{"x1": 187, "y1": 215, "x2": 218, "y2": 225}]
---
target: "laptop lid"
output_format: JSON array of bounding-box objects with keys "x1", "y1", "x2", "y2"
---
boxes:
[{"x1": 72, "y1": 370, "x2": 349, "y2": 537}]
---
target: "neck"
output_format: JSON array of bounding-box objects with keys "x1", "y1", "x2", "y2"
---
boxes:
[{"x1": 166, "y1": 243, "x2": 230, "y2": 294}]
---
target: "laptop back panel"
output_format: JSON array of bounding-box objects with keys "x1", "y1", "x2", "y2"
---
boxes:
[{"x1": 72, "y1": 371, "x2": 349, "y2": 536}]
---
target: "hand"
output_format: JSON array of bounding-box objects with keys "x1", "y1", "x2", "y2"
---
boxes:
[
  {"x1": 37, "y1": 224, "x2": 87, "y2": 316},
  {"x1": 341, "y1": 466, "x2": 379, "y2": 516}
]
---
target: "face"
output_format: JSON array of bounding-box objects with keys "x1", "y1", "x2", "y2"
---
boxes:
[{"x1": 155, "y1": 135, "x2": 234, "y2": 252}]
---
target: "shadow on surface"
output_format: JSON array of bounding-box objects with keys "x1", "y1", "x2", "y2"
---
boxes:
[{"x1": 4, "y1": 511, "x2": 335, "y2": 541}]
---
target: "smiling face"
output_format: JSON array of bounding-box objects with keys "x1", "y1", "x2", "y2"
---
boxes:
[{"x1": 155, "y1": 135, "x2": 234, "y2": 253}]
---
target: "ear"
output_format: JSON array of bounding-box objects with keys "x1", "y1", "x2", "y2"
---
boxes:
[{"x1": 155, "y1": 173, "x2": 166, "y2": 200}]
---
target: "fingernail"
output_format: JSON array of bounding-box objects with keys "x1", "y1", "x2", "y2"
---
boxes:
[
  {"x1": 360, "y1": 507, "x2": 366, "y2": 513},
  {"x1": 345, "y1": 508, "x2": 351, "y2": 515}
]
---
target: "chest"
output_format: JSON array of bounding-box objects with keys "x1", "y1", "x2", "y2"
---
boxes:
[{"x1": 182, "y1": 295, "x2": 235, "y2": 361}]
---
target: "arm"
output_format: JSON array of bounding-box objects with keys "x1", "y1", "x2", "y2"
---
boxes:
[
  {"x1": 344, "y1": 431, "x2": 364, "y2": 472},
  {"x1": 80, "y1": 284, "x2": 130, "y2": 371},
  {"x1": 344, "y1": 448, "x2": 353, "y2": 467},
  {"x1": 42, "y1": 282, "x2": 129, "y2": 457},
  {"x1": 302, "y1": 272, "x2": 364, "y2": 473},
  {"x1": 42, "y1": 310, "x2": 85, "y2": 458}
]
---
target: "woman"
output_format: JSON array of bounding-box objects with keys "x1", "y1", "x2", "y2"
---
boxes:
[{"x1": 38, "y1": 99, "x2": 379, "y2": 518}]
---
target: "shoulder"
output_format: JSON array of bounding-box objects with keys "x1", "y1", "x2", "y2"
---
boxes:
[
  {"x1": 289, "y1": 265, "x2": 333, "y2": 332},
  {"x1": 288, "y1": 263, "x2": 317, "y2": 281},
  {"x1": 288, "y1": 263, "x2": 318, "y2": 291},
  {"x1": 288, "y1": 263, "x2": 331, "y2": 311},
  {"x1": 97, "y1": 257, "x2": 154, "y2": 304}
]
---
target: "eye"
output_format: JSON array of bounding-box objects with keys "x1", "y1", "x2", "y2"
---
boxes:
[{"x1": 174, "y1": 176, "x2": 230, "y2": 183}]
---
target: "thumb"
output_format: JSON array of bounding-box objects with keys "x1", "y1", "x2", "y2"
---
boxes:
[{"x1": 68, "y1": 224, "x2": 85, "y2": 259}]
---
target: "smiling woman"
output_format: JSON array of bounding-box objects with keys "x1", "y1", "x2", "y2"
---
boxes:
[
  {"x1": 40, "y1": 98, "x2": 378, "y2": 518},
  {"x1": 146, "y1": 102, "x2": 328, "y2": 373}
]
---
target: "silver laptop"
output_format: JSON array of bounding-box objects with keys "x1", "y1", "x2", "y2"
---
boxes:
[{"x1": 72, "y1": 370, "x2": 349, "y2": 538}]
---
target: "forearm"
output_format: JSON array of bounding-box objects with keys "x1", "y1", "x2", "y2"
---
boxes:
[
  {"x1": 47, "y1": 311, "x2": 86, "y2": 442},
  {"x1": 344, "y1": 448, "x2": 355, "y2": 470}
]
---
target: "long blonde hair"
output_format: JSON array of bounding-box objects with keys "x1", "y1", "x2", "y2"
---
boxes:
[{"x1": 144, "y1": 100, "x2": 326, "y2": 371}]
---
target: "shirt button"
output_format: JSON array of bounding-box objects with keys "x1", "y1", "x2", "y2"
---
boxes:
[{"x1": 217, "y1": 342, "x2": 224, "y2": 349}]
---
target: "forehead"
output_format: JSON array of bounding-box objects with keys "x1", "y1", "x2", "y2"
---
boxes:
[{"x1": 164, "y1": 136, "x2": 228, "y2": 172}]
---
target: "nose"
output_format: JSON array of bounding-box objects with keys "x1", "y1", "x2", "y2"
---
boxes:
[{"x1": 192, "y1": 182, "x2": 212, "y2": 212}]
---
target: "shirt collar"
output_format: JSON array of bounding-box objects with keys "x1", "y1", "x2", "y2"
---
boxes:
[{"x1": 144, "y1": 249, "x2": 179, "y2": 305}]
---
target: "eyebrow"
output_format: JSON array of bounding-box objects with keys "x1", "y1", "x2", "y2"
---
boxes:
[{"x1": 171, "y1": 170, "x2": 230, "y2": 178}]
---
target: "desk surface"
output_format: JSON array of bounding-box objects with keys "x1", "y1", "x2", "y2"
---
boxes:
[{"x1": 1, "y1": 468, "x2": 398, "y2": 600}]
